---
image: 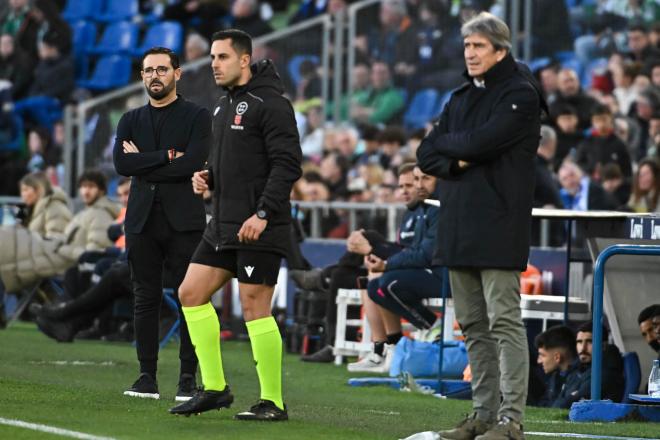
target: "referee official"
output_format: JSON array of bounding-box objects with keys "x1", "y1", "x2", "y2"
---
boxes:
[
  {"x1": 169, "y1": 29, "x2": 302, "y2": 420},
  {"x1": 113, "y1": 47, "x2": 211, "y2": 401}
]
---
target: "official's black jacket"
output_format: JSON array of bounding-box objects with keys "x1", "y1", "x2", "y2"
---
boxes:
[
  {"x1": 417, "y1": 54, "x2": 547, "y2": 270},
  {"x1": 204, "y1": 59, "x2": 302, "y2": 256},
  {"x1": 113, "y1": 96, "x2": 212, "y2": 234}
]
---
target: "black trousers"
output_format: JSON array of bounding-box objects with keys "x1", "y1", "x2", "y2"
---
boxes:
[{"x1": 126, "y1": 203, "x2": 202, "y2": 377}]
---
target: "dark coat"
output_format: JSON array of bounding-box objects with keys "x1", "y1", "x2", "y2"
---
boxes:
[
  {"x1": 113, "y1": 96, "x2": 211, "y2": 234},
  {"x1": 204, "y1": 60, "x2": 302, "y2": 256},
  {"x1": 28, "y1": 54, "x2": 74, "y2": 102},
  {"x1": 575, "y1": 132, "x2": 632, "y2": 179},
  {"x1": 417, "y1": 54, "x2": 546, "y2": 270}
]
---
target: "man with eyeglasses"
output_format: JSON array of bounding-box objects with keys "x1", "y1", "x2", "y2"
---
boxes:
[{"x1": 113, "y1": 46, "x2": 212, "y2": 402}]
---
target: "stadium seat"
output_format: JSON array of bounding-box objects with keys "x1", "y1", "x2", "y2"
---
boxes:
[
  {"x1": 77, "y1": 55, "x2": 132, "y2": 91},
  {"x1": 527, "y1": 57, "x2": 552, "y2": 73},
  {"x1": 403, "y1": 88, "x2": 442, "y2": 131},
  {"x1": 71, "y1": 21, "x2": 97, "y2": 80},
  {"x1": 581, "y1": 57, "x2": 608, "y2": 88},
  {"x1": 87, "y1": 21, "x2": 138, "y2": 56},
  {"x1": 438, "y1": 90, "x2": 452, "y2": 113},
  {"x1": 94, "y1": 0, "x2": 139, "y2": 23},
  {"x1": 62, "y1": 0, "x2": 99, "y2": 22},
  {"x1": 561, "y1": 57, "x2": 583, "y2": 79},
  {"x1": 287, "y1": 55, "x2": 320, "y2": 87},
  {"x1": 132, "y1": 21, "x2": 184, "y2": 57},
  {"x1": 621, "y1": 352, "x2": 641, "y2": 403}
]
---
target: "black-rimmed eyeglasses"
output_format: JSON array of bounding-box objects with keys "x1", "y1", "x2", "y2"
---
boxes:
[{"x1": 142, "y1": 66, "x2": 170, "y2": 77}]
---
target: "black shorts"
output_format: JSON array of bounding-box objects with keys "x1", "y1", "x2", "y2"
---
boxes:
[{"x1": 190, "y1": 240, "x2": 282, "y2": 285}]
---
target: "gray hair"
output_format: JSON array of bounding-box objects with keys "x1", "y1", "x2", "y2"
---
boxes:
[
  {"x1": 461, "y1": 12, "x2": 511, "y2": 52},
  {"x1": 186, "y1": 33, "x2": 209, "y2": 53},
  {"x1": 539, "y1": 125, "x2": 556, "y2": 146}
]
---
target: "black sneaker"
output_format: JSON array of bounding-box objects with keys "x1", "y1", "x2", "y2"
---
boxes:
[
  {"x1": 175, "y1": 373, "x2": 197, "y2": 402},
  {"x1": 301, "y1": 345, "x2": 334, "y2": 363},
  {"x1": 169, "y1": 386, "x2": 234, "y2": 416},
  {"x1": 34, "y1": 316, "x2": 75, "y2": 342},
  {"x1": 124, "y1": 373, "x2": 160, "y2": 399},
  {"x1": 235, "y1": 400, "x2": 288, "y2": 421}
]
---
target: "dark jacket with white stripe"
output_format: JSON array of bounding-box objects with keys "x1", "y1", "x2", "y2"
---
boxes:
[{"x1": 204, "y1": 59, "x2": 303, "y2": 256}]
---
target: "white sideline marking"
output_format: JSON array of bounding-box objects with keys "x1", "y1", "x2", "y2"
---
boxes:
[
  {"x1": 527, "y1": 432, "x2": 653, "y2": 440},
  {"x1": 29, "y1": 360, "x2": 116, "y2": 366},
  {"x1": 0, "y1": 417, "x2": 116, "y2": 440}
]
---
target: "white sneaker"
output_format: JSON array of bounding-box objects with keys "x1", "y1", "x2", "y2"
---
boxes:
[{"x1": 347, "y1": 344, "x2": 393, "y2": 373}]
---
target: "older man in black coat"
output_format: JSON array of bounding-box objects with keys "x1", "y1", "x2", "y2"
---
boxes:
[{"x1": 416, "y1": 12, "x2": 546, "y2": 440}]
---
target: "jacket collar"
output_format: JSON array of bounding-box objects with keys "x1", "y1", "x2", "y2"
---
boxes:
[{"x1": 462, "y1": 53, "x2": 517, "y2": 89}]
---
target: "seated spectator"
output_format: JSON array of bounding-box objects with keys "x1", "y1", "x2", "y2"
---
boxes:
[
  {"x1": 558, "y1": 161, "x2": 617, "y2": 211},
  {"x1": 0, "y1": 0, "x2": 39, "y2": 61},
  {"x1": 630, "y1": 87, "x2": 660, "y2": 159},
  {"x1": 0, "y1": 170, "x2": 120, "y2": 293},
  {"x1": 537, "y1": 62, "x2": 560, "y2": 102},
  {"x1": 349, "y1": 166, "x2": 441, "y2": 373},
  {"x1": 531, "y1": 0, "x2": 572, "y2": 57},
  {"x1": 295, "y1": 59, "x2": 321, "y2": 102},
  {"x1": 550, "y1": 69, "x2": 599, "y2": 131},
  {"x1": 26, "y1": 126, "x2": 61, "y2": 173},
  {"x1": 319, "y1": 152, "x2": 349, "y2": 198},
  {"x1": 627, "y1": 23, "x2": 660, "y2": 76},
  {"x1": 534, "y1": 125, "x2": 563, "y2": 209},
  {"x1": 627, "y1": 158, "x2": 660, "y2": 213},
  {"x1": 533, "y1": 325, "x2": 578, "y2": 407},
  {"x1": 553, "y1": 322, "x2": 624, "y2": 407},
  {"x1": 177, "y1": 33, "x2": 220, "y2": 112},
  {"x1": 349, "y1": 61, "x2": 405, "y2": 126},
  {"x1": 601, "y1": 163, "x2": 631, "y2": 207},
  {"x1": 230, "y1": 0, "x2": 273, "y2": 38},
  {"x1": 163, "y1": 0, "x2": 229, "y2": 41},
  {"x1": 550, "y1": 103, "x2": 585, "y2": 170},
  {"x1": 299, "y1": 100, "x2": 325, "y2": 158},
  {"x1": 18, "y1": 171, "x2": 71, "y2": 241},
  {"x1": 0, "y1": 32, "x2": 33, "y2": 100},
  {"x1": 638, "y1": 304, "x2": 660, "y2": 357},
  {"x1": 376, "y1": 125, "x2": 408, "y2": 170},
  {"x1": 612, "y1": 61, "x2": 642, "y2": 115},
  {"x1": 288, "y1": 0, "x2": 328, "y2": 25},
  {"x1": 31, "y1": 0, "x2": 71, "y2": 55},
  {"x1": 576, "y1": 104, "x2": 633, "y2": 182},
  {"x1": 359, "y1": 0, "x2": 417, "y2": 87},
  {"x1": 298, "y1": 171, "x2": 342, "y2": 237},
  {"x1": 296, "y1": 163, "x2": 420, "y2": 362}
]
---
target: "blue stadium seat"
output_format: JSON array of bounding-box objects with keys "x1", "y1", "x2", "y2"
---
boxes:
[
  {"x1": 71, "y1": 21, "x2": 97, "y2": 80},
  {"x1": 561, "y1": 57, "x2": 583, "y2": 79},
  {"x1": 403, "y1": 88, "x2": 442, "y2": 131},
  {"x1": 621, "y1": 352, "x2": 641, "y2": 403},
  {"x1": 527, "y1": 57, "x2": 552, "y2": 73},
  {"x1": 77, "y1": 55, "x2": 132, "y2": 91},
  {"x1": 132, "y1": 21, "x2": 184, "y2": 57},
  {"x1": 87, "y1": 21, "x2": 138, "y2": 56},
  {"x1": 438, "y1": 90, "x2": 453, "y2": 113},
  {"x1": 94, "y1": 0, "x2": 139, "y2": 23},
  {"x1": 288, "y1": 55, "x2": 320, "y2": 87},
  {"x1": 62, "y1": 0, "x2": 99, "y2": 22}
]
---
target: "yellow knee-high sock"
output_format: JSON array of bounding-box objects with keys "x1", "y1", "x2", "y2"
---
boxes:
[
  {"x1": 246, "y1": 316, "x2": 283, "y2": 409},
  {"x1": 181, "y1": 303, "x2": 226, "y2": 391}
]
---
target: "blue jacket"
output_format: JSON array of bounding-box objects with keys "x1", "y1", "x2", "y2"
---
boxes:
[{"x1": 386, "y1": 189, "x2": 440, "y2": 272}]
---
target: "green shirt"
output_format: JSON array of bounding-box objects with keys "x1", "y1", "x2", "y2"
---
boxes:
[{"x1": 353, "y1": 87, "x2": 405, "y2": 125}]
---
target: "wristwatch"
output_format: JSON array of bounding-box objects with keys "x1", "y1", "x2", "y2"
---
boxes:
[{"x1": 256, "y1": 209, "x2": 268, "y2": 220}]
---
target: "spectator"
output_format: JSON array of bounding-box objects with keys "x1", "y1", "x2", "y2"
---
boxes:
[
  {"x1": 0, "y1": 32, "x2": 33, "y2": 99},
  {"x1": 177, "y1": 33, "x2": 220, "y2": 112},
  {"x1": 612, "y1": 61, "x2": 641, "y2": 115},
  {"x1": 288, "y1": 0, "x2": 328, "y2": 25},
  {"x1": 576, "y1": 103, "x2": 633, "y2": 182},
  {"x1": 534, "y1": 125, "x2": 563, "y2": 209},
  {"x1": 26, "y1": 126, "x2": 61, "y2": 173},
  {"x1": 627, "y1": 23, "x2": 660, "y2": 76},
  {"x1": 295, "y1": 59, "x2": 321, "y2": 102},
  {"x1": 630, "y1": 86, "x2": 660, "y2": 159},
  {"x1": 377, "y1": 125, "x2": 407, "y2": 170},
  {"x1": 409, "y1": 0, "x2": 453, "y2": 86},
  {"x1": 537, "y1": 62, "x2": 560, "y2": 102},
  {"x1": 163, "y1": 0, "x2": 229, "y2": 41},
  {"x1": 0, "y1": 170, "x2": 119, "y2": 293},
  {"x1": 32, "y1": 0, "x2": 71, "y2": 55},
  {"x1": 364, "y1": 0, "x2": 417, "y2": 75},
  {"x1": 533, "y1": 326, "x2": 578, "y2": 408},
  {"x1": 551, "y1": 68, "x2": 599, "y2": 130},
  {"x1": 27, "y1": 34, "x2": 73, "y2": 102},
  {"x1": 349, "y1": 61, "x2": 405, "y2": 125},
  {"x1": 601, "y1": 163, "x2": 631, "y2": 207},
  {"x1": 319, "y1": 152, "x2": 349, "y2": 199},
  {"x1": 0, "y1": 0, "x2": 39, "y2": 61},
  {"x1": 651, "y1": 61, "x2": 660, "y2": 88},
  {"x1": 338, "y1": 62, "x2": 370, "y2": 121},
  {"x1": 532, "y1": 0, "x2": 572, "y2": 57},
  {"x1": 638, "y1": 304, "x2": 660, "y2": 356},
  {"x1": 628, "y1": 158, "x2": 660, "y2": 213},
  {"x1": 230, "y1": 0, "x2": 273, "y2": 38},
  {"x1": 18, "y1": 171, "x2": 71, "y2": 240},
  {"x1": 299, "y1": 172, "x2": 342, "y2": 237},
  {"x1": 553, "y1": 322, "x2": 624, "y2": 407},
  {"x1": 299, "y1": 101, "x2": 325, "y2": 158},
  {"x1": 550, "y1": 103, "x2": 585, "y2": 170},
  {"x1": 558, "y1": 161, "x2": 617, "y2": 211}
]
